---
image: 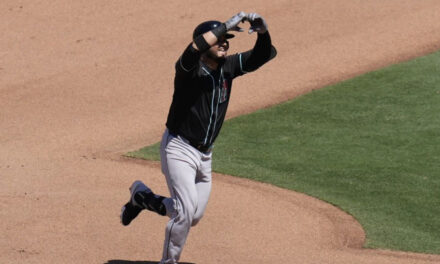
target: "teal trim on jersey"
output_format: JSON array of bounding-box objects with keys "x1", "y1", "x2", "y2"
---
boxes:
[
  {"x1": 209, "y1": 68, "x2": 223, "y2": 145},
  {"x1": 201, "y1": 66, "x2": 216, "y2": 146},
  {"x1": 239, "y1": 53, "x2": 248, "y2": 74}
]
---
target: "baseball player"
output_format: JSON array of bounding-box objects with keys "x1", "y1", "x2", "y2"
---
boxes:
[{"x1": 121, "y1": 11, "x2": 277, "y2": 264}]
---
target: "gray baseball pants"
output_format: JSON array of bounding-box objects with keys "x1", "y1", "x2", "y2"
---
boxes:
[{"x1": 159, "y1": 129, "x2": 212, "y2": 264}]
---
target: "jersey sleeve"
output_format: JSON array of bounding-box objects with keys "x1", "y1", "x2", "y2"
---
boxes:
[
  {"x1": 227, "y1": 32, "x2": 277, "y2": 78},
  {"x1": 175, "y1": 43, "x2": 201, "y2": 76},
  {"x1": 223, "y1": 53, "x2": 246, "y2": 78}
]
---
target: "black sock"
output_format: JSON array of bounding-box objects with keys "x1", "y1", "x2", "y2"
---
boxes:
[{"x1": 134, "y1": 191, "x2": 167, "y2": 216}]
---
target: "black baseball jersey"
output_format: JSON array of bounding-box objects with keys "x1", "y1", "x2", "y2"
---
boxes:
[{"x1": 166, "y1": 32, "x2": 276, "y2": 149}]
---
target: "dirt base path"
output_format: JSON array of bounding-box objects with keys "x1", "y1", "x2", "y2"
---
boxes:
[{"x1": 1, "y1": 1, "x2": 440, "y2": 263}]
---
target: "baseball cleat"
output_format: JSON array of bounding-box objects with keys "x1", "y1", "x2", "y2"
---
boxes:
[
  {"x1": 120, "y1": 202, "x2": 142, "y2": 226},
  {"x1": 120, "y1": 180, "x2": 152, "y2": 226}
]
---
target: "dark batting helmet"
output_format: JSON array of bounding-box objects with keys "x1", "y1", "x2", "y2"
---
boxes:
[{"x1": 192, "y1": 20, "x2": 235, "y2": 40}]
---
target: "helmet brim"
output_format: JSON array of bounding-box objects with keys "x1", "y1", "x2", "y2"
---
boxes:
[{"x1": 193, "y1": 21, "x2": 237, "y2": 40}]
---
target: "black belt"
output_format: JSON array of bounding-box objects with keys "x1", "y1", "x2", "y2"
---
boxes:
[
  {"x1": 192, "y1": 143, "x2": 213, "y2": 153},
  {"x1": 169, "y1": 130, "x2": 213, "y2": 153}
]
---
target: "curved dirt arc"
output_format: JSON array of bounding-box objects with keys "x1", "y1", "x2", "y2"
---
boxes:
[{"x1": 1, "y1": 0, "x2": 440, "y2": 263}]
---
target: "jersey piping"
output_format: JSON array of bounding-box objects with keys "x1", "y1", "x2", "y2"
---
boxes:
[
  {"x1": 239, "y1": 53, "x2": 248, "y2": 74},
  {"x1": 201, "y1": 66, "x2": 216, "y2": 145},
  {"x1": 209, "y1": 68, "x2": 223, "y2": 145}
]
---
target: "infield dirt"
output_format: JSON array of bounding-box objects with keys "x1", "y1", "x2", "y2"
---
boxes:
[{"x1": 1, "y1": 1, "x2": 440, "y2": 263}]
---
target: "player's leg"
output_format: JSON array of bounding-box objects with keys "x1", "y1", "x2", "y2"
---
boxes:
[
  {"x1": 192, "y1": 152, "x2": 212, "y2": 226},
  {"x1": 120, "y1": 180, "x2": 167, "y2": 226},
  {"x1": 161, "y1": 160, "x2": 198, "y2": 263},
  {"x1": 119, "y1": 130, "x2": 181, "y2": 226},
  {"x1": 160, "y1": 130, "x2": 200, "y2": 263}
]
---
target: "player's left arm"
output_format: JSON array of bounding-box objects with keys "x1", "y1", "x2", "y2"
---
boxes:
[{"x1": 239, "y1": 13, "x2": 277, "y2": 73}]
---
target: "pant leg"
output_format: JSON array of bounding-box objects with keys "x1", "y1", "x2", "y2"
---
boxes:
[
  {"x1": 159, "y1": 130, "x2": 201, "y2": 264},
  {"x1": 192, "y1": 152, "x2": 212, "y2": 226}
]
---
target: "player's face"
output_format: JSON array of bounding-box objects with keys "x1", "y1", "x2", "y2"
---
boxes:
[{"x1": 207, "y1": 37, "x2": 229, "y2": 59}]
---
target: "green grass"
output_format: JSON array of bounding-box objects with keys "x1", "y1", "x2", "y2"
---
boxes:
[
  {"x1": 127, "y1": 142, "x2": 161, "y2": 161},
  {"x1": 127, "y1": 51, "x2": 440, "y2": 254}
]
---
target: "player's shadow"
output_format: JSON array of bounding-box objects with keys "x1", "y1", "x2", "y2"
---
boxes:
[{"x1": 105, "y1": 260, "x2": 195, "y2": 264}]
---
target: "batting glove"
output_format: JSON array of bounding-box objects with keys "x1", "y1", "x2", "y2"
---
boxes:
[
  {"x1": 246, "y1": 13, "x2": 268, "y2": 34},
  {"x1": 224, "y1": 11, "x2": 247, "y2": 32}
]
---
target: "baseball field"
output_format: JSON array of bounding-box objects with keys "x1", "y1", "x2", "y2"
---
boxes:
[
  {"x1": 2, "y1": 1, "x2": 440, "y2": 264},
  {"x1": 129, "y1": 49, "x2": 440, "y2": 254}
]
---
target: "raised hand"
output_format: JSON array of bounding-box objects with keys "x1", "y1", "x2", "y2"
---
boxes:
[{"x1": 246, "y1": 13, "x2": 268, "y2": 34}]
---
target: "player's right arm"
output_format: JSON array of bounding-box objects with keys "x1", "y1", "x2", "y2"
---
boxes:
[
  {"x1": 176, "y1": 12, "x2": 246, "y2": 74},
  {"x1": 175, "y1": 44, "x2": 201, "y2": 74},
  {"x1": 175, "y1": 29, "x2": 219, "y2": 74}
]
